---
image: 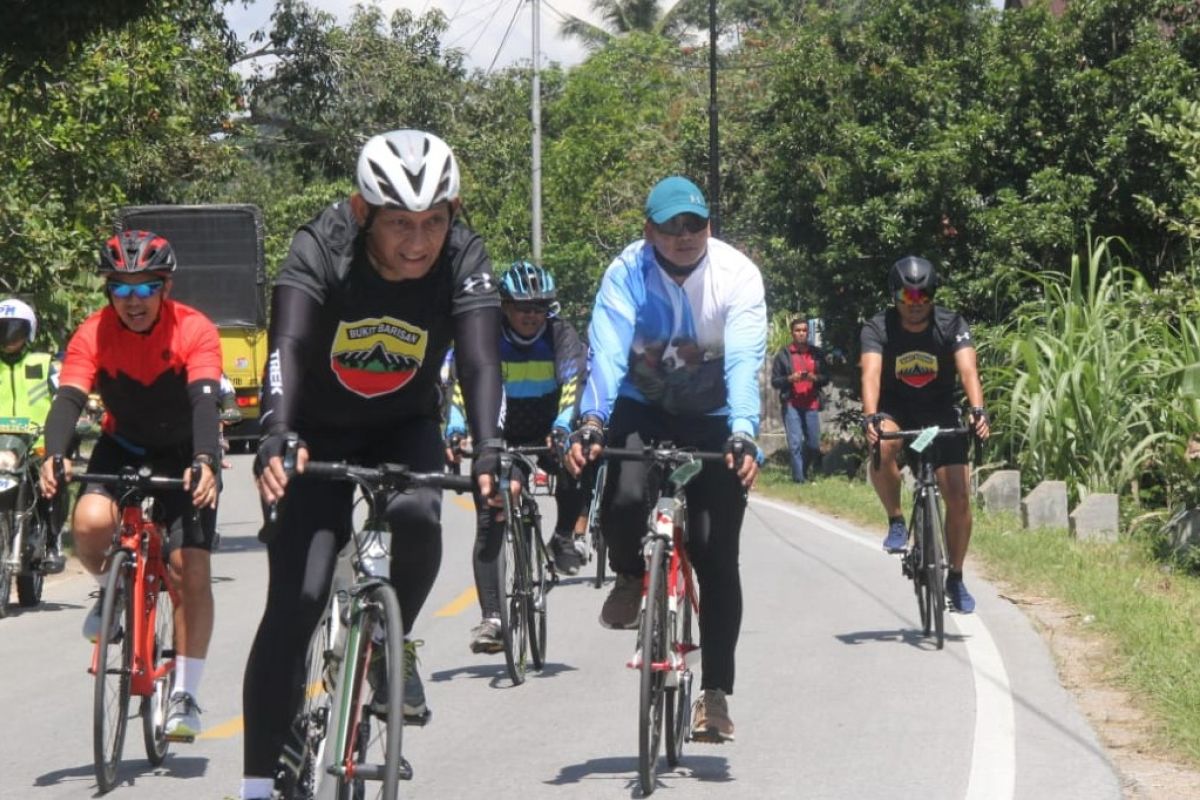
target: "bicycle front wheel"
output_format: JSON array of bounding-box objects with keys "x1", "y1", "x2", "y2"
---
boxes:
[
  {"x1": 638, "y1": 539, "x2": 668, "y2": 795},
  {"x1": 331, "y1": 583, "x2": 406, "y2": 800},
  {"x1": 142, "y1": 578, "x2": 175, "y2": 765},
  {"x1": 590, "y1": 463, "x2": 607, "y2": 589},
  {"x1": 499, "y1": 515, "x2": 530, "y2": 686},
  {"x1": 665, "y1": 591, "x2": 694, "y2": 768},
  {"x1": 0, "y1": 513, "x2": 14, "y2": 618},
  {"x1": 925, "y1": 490, "x2": 948, "y2": 650},
  {"x1": 94, "y1": 550, "x2": 133, "y2": 793},
  {"x1": 525, "y1": 503, "x2": 549, "y2": 670},
  {"x1": 908, "y1": 499, "x2": 930, "y2": 634}
]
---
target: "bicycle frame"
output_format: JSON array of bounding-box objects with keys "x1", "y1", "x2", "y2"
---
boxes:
[{"x1": 87, "y1": 499, "x2": 179, "y2": 699}]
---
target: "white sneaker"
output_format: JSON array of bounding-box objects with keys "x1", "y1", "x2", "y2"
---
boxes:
[
  {"x1": 82, "y1": 590, "x2": 121, "y2": 642},
  {"x1": 164, "y1": 692, "x2": 202, "y2": 739}
]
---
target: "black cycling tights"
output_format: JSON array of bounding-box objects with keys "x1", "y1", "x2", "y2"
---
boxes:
[
  {"x1": 601, "y1": 398, "x2": 748, "y2": 696},
  {"x1": 242, "y1": 420, "x2": 444, "y2": 778}
]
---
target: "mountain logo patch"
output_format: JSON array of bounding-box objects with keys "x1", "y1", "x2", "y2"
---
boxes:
[
  {"x1": 329, "y1": 316, "x2": 427, "y2": 398},
  {"x1": 896, "y1": 350, "x2": 937, "y2": 389}
]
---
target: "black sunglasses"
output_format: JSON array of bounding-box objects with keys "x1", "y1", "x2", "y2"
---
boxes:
[{"x1": 654, "y1": 214, "x2": 708, "y2": 236}]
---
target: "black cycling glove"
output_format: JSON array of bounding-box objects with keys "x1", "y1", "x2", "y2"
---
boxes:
[
  {"x1": 255, "y1": 431, "x2": 302, "y2": 477},
  {"x1": 724, "y1": 432, "x2": 759, "y2": 465},
  {"x1": 568, "y1": 415, "x2": 606, "y2": 450},
  {"x1": 470, "y1": 438, "x2": 504, "y2": 490}
]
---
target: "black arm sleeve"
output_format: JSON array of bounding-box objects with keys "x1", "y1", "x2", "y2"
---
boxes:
[
  {"x1": 188, "y1": 379, "x2": 221, "y2": 460},
  {"x1": 259, "y1": 284, "x2": 319, "y2": 437},
  {"x1": 551, "y1": 319, "x2": 587, "y2": 426},
  {"x1": 454, "y1": 306, "x2": 504, "y2": 446},
  {"x1": 43, "y1": 385, "x2": 87, "y2": 457}
]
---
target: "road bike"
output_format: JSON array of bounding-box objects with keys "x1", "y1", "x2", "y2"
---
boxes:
[
  {"x1": 604, "y1": 445, "x2": 724, "y2": 795},
  {"x1": 54, "y1": 459, "x2": 198, "y2": 793},
  {"x1": 873, "y1": 425, "x2": 977, "y2": 650},
  {"x1": 0, "y1": 417, "x2": 62, "y2": 615},
  {"x1": 495, "y1": 446, "x2": 558, "y2": 686},
  {"x1": 270, "y1": 457, "x2": 472, "y2": 800}
]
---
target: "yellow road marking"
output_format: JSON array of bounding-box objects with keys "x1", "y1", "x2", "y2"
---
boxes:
[
  {"x1": 434, "y1": 586, "x2": 477, "y2": 617},
  {"x1": 451, "y1": 494, "x2": 474, "y2": 511},
  {"x1": 199, "y1": 680, "x2": 326, "y2": 740}
]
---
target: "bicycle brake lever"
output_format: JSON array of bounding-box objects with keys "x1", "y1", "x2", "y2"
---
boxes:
[{"x1": 261, "y1": 434, "x2": 300, "y2": 545}]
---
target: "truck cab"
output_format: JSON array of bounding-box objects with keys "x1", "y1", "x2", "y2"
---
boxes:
[{"x1": 117, "y1": 204, "x2": 268, "y2": 443}]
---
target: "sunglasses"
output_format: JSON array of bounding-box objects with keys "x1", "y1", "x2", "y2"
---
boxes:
[
  {"x1": 509, "y1": 302, "x2": 552, "y2": 315},
  {"x1": 654, "y1": 214, "x2": 708, "y2": 237},
  {"x1": 107, "y1": 280, "x2": 165, "y2": 299},
  {"x1": 895, "y1": 287, "x2": 933, "y2": 306}
]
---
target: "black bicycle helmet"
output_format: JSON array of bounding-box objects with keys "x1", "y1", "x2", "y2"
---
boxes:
[
  {"x1": 887, "y1": 256, "x2": 937, "y2": 294},
  {"x1": 99, "y1": 230, "x2": 177, "y2": 276}
]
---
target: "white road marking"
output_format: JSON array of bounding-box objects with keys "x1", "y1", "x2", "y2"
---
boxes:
[{"x1": 750, "y1": 496, "x2": 1017, "y2": 800}]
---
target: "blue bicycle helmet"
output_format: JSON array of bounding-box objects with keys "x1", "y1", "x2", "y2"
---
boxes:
[{"x1": 499, "y1": 261, "x2": 557, "y2": 302}]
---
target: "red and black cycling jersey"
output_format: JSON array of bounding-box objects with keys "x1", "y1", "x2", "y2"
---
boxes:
[
  {"x1": 860, "y1": 306, "x2": 973, "y2": 411},
  {"x1": 261, "y1": 200, "x2": 503, "y2": 444},
  {"x1": 56, "y1": 300, "x2": 223, "y2": 453}
]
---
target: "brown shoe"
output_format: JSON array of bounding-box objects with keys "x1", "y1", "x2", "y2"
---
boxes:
[
  {"x1": 691, "y1": 689, "x2": 735, "y2": 743},
  {"x1": 599, "y1": 573, "x2": 642, "y2": 629}
]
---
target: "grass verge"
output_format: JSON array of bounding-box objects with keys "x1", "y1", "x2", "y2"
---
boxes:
[{"x1": 753, "y1": 465, "x2": 1200, "y2": 766}]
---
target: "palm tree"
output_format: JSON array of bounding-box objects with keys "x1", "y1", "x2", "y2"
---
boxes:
[{"x1": 559, "y1": 0, "x2": 694, "y2": 50}]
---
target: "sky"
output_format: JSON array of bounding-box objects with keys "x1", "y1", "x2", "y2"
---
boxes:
[
  {"x1": 224, "y1": 0, "x2": 1010, "y2": 74},
  {"x1": 223, "y1": 0, "x2": 605, "y2": 72}
]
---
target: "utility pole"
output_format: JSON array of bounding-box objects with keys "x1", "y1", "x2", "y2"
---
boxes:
[
  {"x1": 707, "y1": 0, "x2": 720, "y2": 237},
  {"x1": 531, "y1": 0, "x2": 543, "y2": 264}
]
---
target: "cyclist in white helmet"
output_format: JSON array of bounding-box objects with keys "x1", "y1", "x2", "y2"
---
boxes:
[{"x1": 237, "y1": 130, "x2": 505, "y2": 800}]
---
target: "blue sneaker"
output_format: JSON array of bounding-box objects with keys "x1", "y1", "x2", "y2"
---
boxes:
[
  {"x1": 882, "y1": 520, "x2": 908, "y2": 553},
  {"x1": 946, "y1": 574, "x2": 976, "y2": 613}
]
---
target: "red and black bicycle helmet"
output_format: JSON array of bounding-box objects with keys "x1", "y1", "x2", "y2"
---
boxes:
[{"x1": 99, "y1": 230, "x2": 177, "y2": 275}]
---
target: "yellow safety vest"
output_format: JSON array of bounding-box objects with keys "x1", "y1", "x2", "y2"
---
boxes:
[{"x1": 0, "y1": 352, "x2": 53, "y2": 425}]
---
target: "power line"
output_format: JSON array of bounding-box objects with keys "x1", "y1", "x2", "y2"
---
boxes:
[{"x1": 487, "y1": 0, "x2": 525, "y2": 73}]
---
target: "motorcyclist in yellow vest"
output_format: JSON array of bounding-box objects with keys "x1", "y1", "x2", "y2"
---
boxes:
[{"x1": 1, "y1": 297, "x2": 64, "y2": 572}]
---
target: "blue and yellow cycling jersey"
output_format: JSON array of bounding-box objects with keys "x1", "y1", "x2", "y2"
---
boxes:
[
  {"x1": 580, "y1": 238, "x2": 767, "y2": 436},
  {"x1": 446, "y1": 316, "x2": 586, "y2": 444}
]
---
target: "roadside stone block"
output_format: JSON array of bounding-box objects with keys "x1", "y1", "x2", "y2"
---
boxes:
[
  {"x1": 977, "y1": 470, "x2": 1021, "y2": 515},
  {"x1": 1022, "y1": 480, "x2": 1068, "y2": 530},
  {"x1": 1165, "y1": 509, "x2": 1200, "y2": 555},
  {"x1": 1069, "y1": 493, "x2": 1119, "y2": 542}
]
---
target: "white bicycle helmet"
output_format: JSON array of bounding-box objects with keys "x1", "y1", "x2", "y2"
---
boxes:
[
  {"x1": 356, "y1": 130, "x2": 461, "y2": 211},
  {"x1": 0, "y1": 297, "x2": 37, "y2": 346}
]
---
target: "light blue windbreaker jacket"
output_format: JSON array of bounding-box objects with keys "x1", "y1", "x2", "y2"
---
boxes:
[{"x1": 580, "y1": 238, "x2": 767, "y2": 436}]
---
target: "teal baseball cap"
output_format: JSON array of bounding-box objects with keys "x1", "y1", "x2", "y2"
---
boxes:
[{"x1": 645, "y1": 176, "x2": 709, "y2": 224}]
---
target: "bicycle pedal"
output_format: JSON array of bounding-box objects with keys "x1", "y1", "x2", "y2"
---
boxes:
[
  {"x1": 164, "y1": 733, "x2": 196, "y2": 744},
  {"x1": 399, "y1": 756, "x2": 414, "y2": 781}
]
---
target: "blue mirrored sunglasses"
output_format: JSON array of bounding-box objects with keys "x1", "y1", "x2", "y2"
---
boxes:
[
  {"x1": 654, "y1": 214, "x2": 708, "y2": 236},
  {"x1": 107, "y1": 280, "x2": 164, "y2": 299}
]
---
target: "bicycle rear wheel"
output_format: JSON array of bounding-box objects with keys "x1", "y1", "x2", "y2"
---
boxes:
[
  {"x1": 638, "y1": 539, "x2": 668, "y2": 795},
  {"x1": 499, "y1": 515, "x2": 530, "y2": 686},
  {"x1": 142, "y1": 578, "x2": 175, "y2": 765},
  {"x1": 527, "y1": 504, "x2": 548, "y2": 670},
  {"x1": 665, "y1": 590, "x2": 694, "y2": 768},
  {"x1": 331, "y1": 583, "x2": 406, "y2": 800},
  {"x1": 94, "y1": 550, "x2": 133, "y2": 793},
  {"x1": 925, "y1": 490, "x2": 948, "y2": 650}
]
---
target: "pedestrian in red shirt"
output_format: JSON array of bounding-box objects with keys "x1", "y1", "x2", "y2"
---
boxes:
[{"x1": 770, "y1": 319, "x2": 828, "y2": 483}]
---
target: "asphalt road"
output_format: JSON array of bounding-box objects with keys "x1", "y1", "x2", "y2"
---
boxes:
[{"x1": 0, "y1": 455, "x2": 1122, "y2": 799}]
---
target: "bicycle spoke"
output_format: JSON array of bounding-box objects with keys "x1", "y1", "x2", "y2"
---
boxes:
[
  {"x1": 639, "y1": 540, "x2": 668, "y2": 794},
  {"x1": 142, "y1": 579, "x2": 175, "y2": 765}
]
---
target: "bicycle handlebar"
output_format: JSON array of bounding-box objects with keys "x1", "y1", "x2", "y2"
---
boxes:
[
  {"x1": 870, "y1": 425, "x2": 983, "y2": 471},
  {"x1": 602, "y1": 446, "x2": 727, "y2": 463},
  {"x1": 303, "y1": 460, "x2": 474, "y2": 493}
]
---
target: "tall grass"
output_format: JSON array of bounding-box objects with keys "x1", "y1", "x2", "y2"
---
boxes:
[{"x1": 981, "y1": 236, "x2": 1200, "y2": 508}]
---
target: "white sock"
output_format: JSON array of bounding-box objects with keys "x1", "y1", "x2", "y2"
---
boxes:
[
  {"x1": 173, "y1": 655, "x2": 205, "y2": 699},
  {"x1": 240, "y1": 777, "x2": 274, "y2": 799}
]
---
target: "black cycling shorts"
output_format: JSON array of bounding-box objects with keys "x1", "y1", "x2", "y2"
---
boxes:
[
  {"x1": 81, "y1": 435, "x2": 218, "y2": 551},
  {"x1": 877, "y1": 404, "x2": 969, "y2": 468}
]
